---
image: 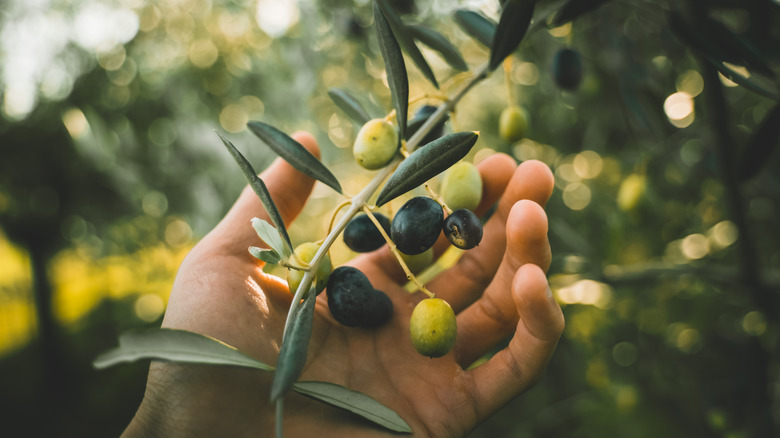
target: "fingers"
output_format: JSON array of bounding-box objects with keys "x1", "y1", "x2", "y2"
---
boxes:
[
  {"x1": 206, "y1": 132, "x2": 321, "y2": 256},
  {"x1": 466, "y1": 264, "x2": 564, "y2": 421},
  {"x1": 452, "y1": 200, "x2": 550, "y2": 365},
  {"x1": 429, "y1": 159, "x2": 553, "y2": 311},
  {"x1": 361, "y1": 153, "x2": 516, "y2": 284}
]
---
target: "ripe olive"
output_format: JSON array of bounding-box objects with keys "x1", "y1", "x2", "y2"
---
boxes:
[
  {"x1": 353, "y1": 118, "x2": 399, "y2": 170},
  {"x1": 440, "y1": 161, "x2": 482, "y2": 212},
  {"x1": 287, "y1": 242, "x2": 332, "y2": 295},
  {"x1": 409, "y1": 298, "x2": 457, "y2": 358},
  {"x1": 407, "y1": 104, "x2": 448, "y2": 145},
  {"x1": 343, "y1": 213, "x2": 391, "y2": 253},
  {"x1": 552, "y1": 48, "x2": 583, "y2": 91},
  {"x1": 390, "y1": 196, "x2": 443, "y2": 255},
  {"x1": 499, "y1": 106, "x2": 527, "y2": 143},
  {"x1": 326, "y1": 266, "x2": 393, "y2": 327},
  {"x1": 443, "y1": 209, "x2": 483, "y2": 250},
  {"x1": 400, "y1": 247, "x2": 434, "y2": 275}
]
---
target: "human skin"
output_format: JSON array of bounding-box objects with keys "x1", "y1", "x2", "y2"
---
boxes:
[{"x1": 122, "y1": 131, "x2": 564, "y2": 438}]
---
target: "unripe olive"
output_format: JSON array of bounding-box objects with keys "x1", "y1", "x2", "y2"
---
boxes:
[
  {"x1": 287, "y1": 242, "x2": 332, "y2": 295},
  {"x1": 409, "y1": 298, "x2": 456, "y2": 358},
  {"x1": 400, "y1": 247, "x2": 434, "y2": 275},
  {"x1": 443, "y1": 209, "x2": 483, "y2": 250},
  {"x1": 353, "y1": 118, "x2": 399, "y2": 170},
  {"x1": 391, "y1": 197, "x2": 443, "y2": 255},
  {"x1": 326, "y1": 266, "x2": 393, "y2": 328},
  {"x1": 440, "y1": 161, "x2": 482, "y2": 212},
  {"x1": 552, "y1": 48, "x2": 583, "y2": 91},
  {"x1": 617, "y1": 173, "x2": 646, "y2": 211},
  {"x1": 498, "y1": 106, "x2": 527, "y2": 142},
  {"x1": 343, "y1": 213, "x2": 391, "y2": 253},
  {"x1": 407, "y1": 105, "x2": 447, "y2": 145}
]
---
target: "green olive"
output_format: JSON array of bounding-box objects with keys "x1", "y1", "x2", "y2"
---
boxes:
[
  {"x1": 409, "y1": 298, "x2": 457, "y2": 358},
  {"x1": 400, "y1": 247, "x2": 434, "y2": 275},
  {"x1": 498, "y1": 106, "x2": 527, "y2": 142},
  {"x1": 353, "y1": 118, "x2": 399, "y2": 170},
  {"x1": 440, "y1": 161, "x2": 482, "y2": 212},
  {"x1": 287, "y1": 242, "x2": 332, "y2": 295}
]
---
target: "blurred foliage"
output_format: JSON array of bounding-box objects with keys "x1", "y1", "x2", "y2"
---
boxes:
[{"x1": 1, "y1": 0, "x2": 780, "y2": 436}]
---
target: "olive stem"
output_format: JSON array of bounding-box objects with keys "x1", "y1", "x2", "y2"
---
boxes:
[
  {"x1": 281, "y1": 61, "x2": 491, "y2": 333},
  {"x1": 326, "y1": 199, "x2": 353, "y2": 236},
  {"x1": 424, "y1": 183, "x2": 453, "y2": 216},
  {"x1": 361, "y1": 205, "x2": 435, "y2": 299}
]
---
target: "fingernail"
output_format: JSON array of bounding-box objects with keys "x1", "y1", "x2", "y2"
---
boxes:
[{"x1": 546, "y1": 286, "x2": 553, "y2": 299}]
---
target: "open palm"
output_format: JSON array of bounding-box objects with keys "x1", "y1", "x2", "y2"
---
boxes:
[{"x1": 124, "y1": 132, "x2": 564, "y2": 438}]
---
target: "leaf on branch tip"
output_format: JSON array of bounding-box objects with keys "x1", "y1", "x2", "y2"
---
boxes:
[
  {"x1": 407, "y1": 24, "x2": 468, "y2": 72},
  {"x1": 375, "y1": 0, "x2": 439, "y2": 90},
  {"x1": 328, "y1": 88, "x2": 372, "y2": 125},
  {"x1": 293, "y1": 381, "x2": 412, "y2": 433},
  {"x1": 453, "y1": 10, "x2": 496, "y2": 48},
  {"x1": 247, "y1": 121, "x2": 343, "y2": 194},
  {"x1": 249, "y1": 246, "x2": 282, "y2": 264},
  {"x1": 216, "y1": 131, "x2": 294, "y2": 254},
  {"x1": 374, "y1": 0, "x2": 410, "y2": 140},
  {"x1": 489, "y1": 0, "x2": 535, "y2": 71},
  {"x1": 93, "y1": 328, "x2": 274, "y2": 371},
  {"x1": 375, "y1": 131, "x2": 479, "y2": 206},
  {"x1": 270, "y1": 287, "x2": 317, "y2": 401}
]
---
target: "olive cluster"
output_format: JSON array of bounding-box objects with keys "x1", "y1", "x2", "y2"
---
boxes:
[{"x1": 286, "y1": 106, "x2": 485, "y2": 357}]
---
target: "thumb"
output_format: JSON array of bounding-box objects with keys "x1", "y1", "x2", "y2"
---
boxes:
[{"x1": 208, "y1": 131, "x2": 321, "y2": 255}]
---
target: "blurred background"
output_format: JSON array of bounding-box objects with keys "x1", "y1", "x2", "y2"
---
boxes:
[{"x1": 1, "y1": 0, "x2": 779, "y2": 436}]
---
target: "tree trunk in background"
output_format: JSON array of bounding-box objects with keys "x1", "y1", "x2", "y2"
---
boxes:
[{"x1": 29, "y1": 246, "x2": 67, "y2": 405}]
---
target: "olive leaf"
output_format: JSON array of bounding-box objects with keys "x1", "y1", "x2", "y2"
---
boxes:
[
  {"x1": 293, "y1": 381, "x2": 412, "y2": 434},
  {"x1": 489, "y1": 0, "x2": 536, "y2": 71},
  {"x1": 93, "y1": 328, "x2": 274, "y2": 371},
  {"x1": 328, "y1": 88, "x2": 372, "y2": 125},
  {"x1": 668, "y1": 13, "x2": 779, "y2": 100},
  {"x1": 217, "y1": 131, "x2": 294, "y2": 254},
  {"x1": 251, "y1": 218, "x2": 289, "y2": 258},
  {"x1": 373, "y1": 0, "x2": 410, "y2": 140},
  {"x1": 551, "y1": 0, "x2": 610, "y2": 27},
  {"x1": 375, "y1": 131, "x2": 479, "y2": 207},
  {"x1": 270, "y1": 286, "x2": 317, "y2": 401},
  {"x1": 247, "y1": 121, "x2": 343, "y2": 194},
  {"x1": 375, "y1": 0, "x2": 439, "y2": 90},
  {"x1": 453, "y1": 9, "x2": 496, "y2": 48},
  {"x1": 249, "y1": 246, "x2": 282, "y2": 264},
  {"x1": 407, "y1": 24, "x2": 468, "y2": 72},
  {"x1": 739, "y1": 103, "x2": 780, "y2": 182}
]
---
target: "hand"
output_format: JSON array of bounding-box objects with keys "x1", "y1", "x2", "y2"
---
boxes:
[{"x1": 123, "y1": 132, "x2": 564, "y2": 438}]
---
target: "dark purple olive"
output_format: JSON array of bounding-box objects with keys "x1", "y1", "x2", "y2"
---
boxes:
[{"x1": 442, "y1": 209, "x2": 483, "y2": 250}]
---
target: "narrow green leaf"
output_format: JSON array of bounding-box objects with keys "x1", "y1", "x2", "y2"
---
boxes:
[
  {"x1": 551, "y1": 0, "x2": 609, "y2": 27},
  {"x1": 293, "y1": 381, "x2": 412, "y2": 434},
  {"x1": 249, "y1": 246, "x2": 282, "y2": 264},
  {"x1": 93, "y1": 328, "x2": 274, "y2": 371},
  {"x1": 489, "y1": 0, "x2": 535, "y2": 71},
  {"x1": 407, "y1": 25, "x2": 468, "y2": 72},
  {"x1": 668, "y1": 13, "x2": 779, "y2": 100},
  {"x1": 328, "y1": 88, "x2": 372, "y2": 125},
  {"x1": 375, "y1": 0, "x2": 439, "y2": 90},
  {"x1": 740, "y1": 103, "x2": 780, "y2": 181},
  {"x1": 217, "y1": 131, "x2": 294, "y2": 254},
  {"x1": 247, "y1": 121, "x2": 343, "y2": 194},
  {"x1": 453, "y1": 10, "x2": 496, "y2": 48},
  {"x1": 270, "y1": 287, "x2": 317, "y2": 401},
  {"x1": 251, "y1": 218, "x2": 288, "y2": 257},
  {"x1": 703, "y1": 18, "x2": 774, "y2": 78},
  {"x1": 374, "y1": 0, "x2": 409, "y2": 139},
  {"x1": 375, "y1": 131, "x2": 479, "y2": 207}
]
